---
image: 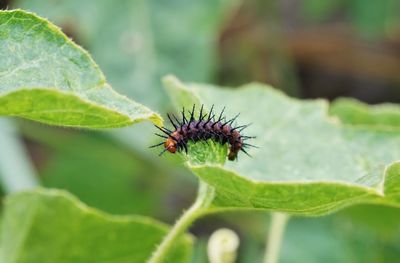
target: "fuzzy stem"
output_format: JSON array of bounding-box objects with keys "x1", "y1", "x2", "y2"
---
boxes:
[
  {"x1": 263, "y1": 212, "x2": 290, "y2": 263},
  {"x1": 148, "y1": 180, "x2": 215, "y2": 263}
]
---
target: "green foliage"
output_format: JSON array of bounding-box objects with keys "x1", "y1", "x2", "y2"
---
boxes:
[
  {"x1": 281, "y1": 205, "x2": 400, "y2": 263},
  {"x1": 1, "y1": 6, "x2": 400, "y2": 263},
  {"x1": 301, "y1": 0, "x2": 400, "y2": 38},
  {"x1": 20, "y1": 124, "x2": 161, "y2": 215},
  {"x1": 301, "y1": 0, "x2": 344, "y2": 22},
  {"x1": 183, "y1": 140, "x2": 228, "y2": 166},
  {"x1": 349, "y1": 0, "x2": 399, "y2": 38},
  {"x1": 15, "y1": 0, "x2": 239, "y2": 110},
  {"x1": 330, "y1": 98, "x2": 400, "y2": 131},
  {"x1": 13, "y1": 0, "x2": 240, "y2": 160},
  {"x1": 0, "y1": 10, "x2": 190, "y2": 262},
  {"x1": 163, "y1": 76, "x2": 400, "y2": 216},
  {"x1": 0, "y1": 189, "x2": 192, "y2": 263},
  {"x1": 0, "y1": 10, "x2": 161, "y2": 128}
]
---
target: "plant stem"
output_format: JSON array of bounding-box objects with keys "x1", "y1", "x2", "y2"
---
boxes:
[
  {"x1": 263, "y1": 212, "x2": 290, "y2": 263},
  {"x1": 0, "y1": 119, "x2": 39, "y2": 193},
  {"x1": 148, "y1": 180, "x2": 215, "y2": 263}
]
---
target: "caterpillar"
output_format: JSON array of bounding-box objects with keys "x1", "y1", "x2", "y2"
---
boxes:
[{"x1": 150, "y1": 104, "x2": 256, "y2": 161}]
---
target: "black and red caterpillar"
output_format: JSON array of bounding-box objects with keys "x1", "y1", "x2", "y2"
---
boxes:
[{"x1": 150, "y1": 104, "x2": 256, "y2": 161}]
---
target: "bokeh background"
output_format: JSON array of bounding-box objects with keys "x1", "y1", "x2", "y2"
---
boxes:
[{"x1": 1, "y1": 0, "x2": 400, "y2": 262}]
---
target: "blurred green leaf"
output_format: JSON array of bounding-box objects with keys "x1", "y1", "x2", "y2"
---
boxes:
[
  {"x1": 190, "y1": 238, "x2": 208, "y2": 263},
  {"x1": 0, "y1": 10, "x2": 161, "y2": 128},
  {"x1": 301, "y1": 0, "x2": 344, "y2": 22},
  {"x1": 349, "y1": 0, "x2": 396, "y2": 38},
  {"x1": 280, "y1": 217, "x2": 355, "y2": 263},
  {"x1": 338, "y1": 204, "x2": 400, "y2": 239},
  {"x1": 301, "y1": 0, "x2": 400, "y2": 38},
  {"x1": 38, "y1": 131, "x2": 160, "y2": 215},
  {"x1": 330, "y1": 98, "x2": 400, "y2": 131},
  {"x1": 162, "y1": 76, "x2": 400, "y2": 216},
  {"x1": 19, "y1": 122, "x2": 195, "y2": 217},
  {"x1": 0, "y1": 189, "x2": 192, "y2": 263},
  {"x1": 281, "y1": 205, "x2": 400, "y2": 263}
]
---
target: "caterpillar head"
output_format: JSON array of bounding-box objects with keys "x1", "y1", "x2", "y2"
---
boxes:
[
  {"x1": 164, "y1": 137, "x2": 177, "y2": 153},
  {"x1": 228, "y1": 150, "x2": 238, "y2": 161}
]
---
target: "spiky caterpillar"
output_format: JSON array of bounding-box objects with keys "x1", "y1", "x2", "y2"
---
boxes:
[{"x1": 150, "y1": 105, "x2": 256, "y2": 161}]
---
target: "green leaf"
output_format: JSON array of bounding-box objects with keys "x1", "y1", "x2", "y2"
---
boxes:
[
  {"x1": 14, "y1": 0, "x2": 240, "y2": 111},
  {"x1": 338, "y1": 204, "x2": 400, "y2": 239},
  {"x1": 301, "y1": 0, "x2": 344, "y2": 22},
  {"x1": 29, "y1": 127, "x2": 161, "y2": 215},
  {"x1": 0, "y1": 189, "x2": 192, "y2": 263},
  {"x1": 183, "y1": 140, "x2": 228, "y2": 166},
  {"x1": 163, "y1": 76, "x2": 400, "y2": 216},
  {"x1": 349, "y1": 0, "x2": 396, "y2": 38},
  {"x1": 0, "y1": 10, "x2": 162, "y2": 128},
  {"x1": 330, "y1": 98, "x2": 400, "y2": 131},
  {"x1": 281, "y1": 205, "x2": 400, "y2": 263},
  {"x1": 13, "y1": 0, "x2": 239, "y2": 157}
]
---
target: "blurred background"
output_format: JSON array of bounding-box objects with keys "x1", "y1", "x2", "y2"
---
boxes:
[{"x1": 1, "y1": 0, "x2": 400, "y2": 262}]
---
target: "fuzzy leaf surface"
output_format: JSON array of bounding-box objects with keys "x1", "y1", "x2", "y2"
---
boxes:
[
  {"x1": 0, "y1": 189, "x2": 192, "y2": 263},
  {"x1": 0, "y1": 10, "x2": 161, "y2": 128},
  {"x1": 163, "y1": 76, "x2": 400, "y2": 216}
]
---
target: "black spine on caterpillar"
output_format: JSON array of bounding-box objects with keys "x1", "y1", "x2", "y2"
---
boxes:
[{"x1": 150, "y1": 104, "x2": 256, "y2": 161}]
